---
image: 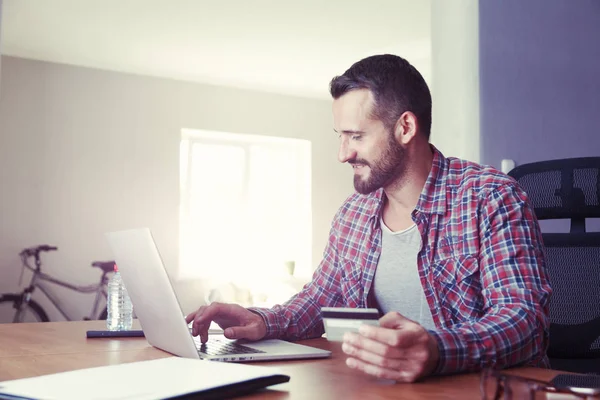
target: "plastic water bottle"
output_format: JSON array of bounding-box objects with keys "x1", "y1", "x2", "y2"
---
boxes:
[{"x1": 106, "y1": 264, "x2": 133, "y2": 331}]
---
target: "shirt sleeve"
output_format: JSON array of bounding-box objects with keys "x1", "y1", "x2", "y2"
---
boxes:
[
  {"x1": 248, "y1": 217, "x2": 346, "y2": 340},
  {"x1": 429, "y1": 184, "x2": 552, "y2": 374}
]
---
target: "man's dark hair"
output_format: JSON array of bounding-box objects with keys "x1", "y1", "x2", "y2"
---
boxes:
[{"x1": 329, "y1": 54, "x2": 432, "y2": 139}]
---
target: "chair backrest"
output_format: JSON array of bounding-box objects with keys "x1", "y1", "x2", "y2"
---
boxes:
[{"x1": 508, "y1": 157, "x2": 600, "y2": 361}]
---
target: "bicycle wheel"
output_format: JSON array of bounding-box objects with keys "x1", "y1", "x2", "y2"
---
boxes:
[{"x1": 0, "y1": 294, "x2": 49, "y2": 323}]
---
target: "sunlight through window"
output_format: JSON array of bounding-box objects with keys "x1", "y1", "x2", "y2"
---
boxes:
[{"x1": 179, "y1": 129, "x2": 312, "y2": 304}]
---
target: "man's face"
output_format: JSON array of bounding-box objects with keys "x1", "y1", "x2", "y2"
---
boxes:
[{"x1": 332, "y1": 89, "x2": 407, "y2": 194}]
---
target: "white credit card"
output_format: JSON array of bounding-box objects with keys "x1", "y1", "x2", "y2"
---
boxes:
[{"x1": 321, "y1": 307, "x2": 380, "y2": 342}]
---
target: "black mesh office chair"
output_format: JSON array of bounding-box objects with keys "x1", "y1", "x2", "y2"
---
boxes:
[{"x1": 508, "y1": 157, "x2": 600, "y2": 374}]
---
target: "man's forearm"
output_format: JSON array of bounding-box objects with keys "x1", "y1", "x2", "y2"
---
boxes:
[
  {"x1": 248, "y1": 291, "x2": 329, "y2": 340},
  {"x1": 429, "y1": 304, "x2": 549, "y2": 375}
]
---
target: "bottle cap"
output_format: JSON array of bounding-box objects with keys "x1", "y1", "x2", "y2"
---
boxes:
[{"x1": 114, "y1": 263, "x2": 119, "y2": 272}]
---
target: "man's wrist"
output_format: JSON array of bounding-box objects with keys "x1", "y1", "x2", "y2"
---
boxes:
[
  {"x1": 248, "y1": 307, "x2": 272, "y2": 339},
  {"x1": 424, "y1": 332, "x2": 441, "y2": 377},
  {"x1": 255, "y1": 315, "x2": 267, "y2": 340}
]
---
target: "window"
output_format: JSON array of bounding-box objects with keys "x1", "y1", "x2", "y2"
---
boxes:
[{"x1": 179, "y1": 129, "x2": 312, "y2": 302}]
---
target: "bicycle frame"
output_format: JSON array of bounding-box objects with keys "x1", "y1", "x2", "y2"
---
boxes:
[
  {"x1": 18, "y1": 254, "x2": 108, "y2": 321},
  {"x1": 31, "y1": 272, "x2": 107, "y2": 321}
]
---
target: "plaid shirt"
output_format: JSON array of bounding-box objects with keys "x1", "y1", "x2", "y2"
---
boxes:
[{"x1": 251, "y1": 146, "x2": 552, "y2": 375}]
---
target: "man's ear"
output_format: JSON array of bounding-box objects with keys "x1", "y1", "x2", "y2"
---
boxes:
[{"x1": 393, "y1": 112, "x2": 418, "y2": 145}]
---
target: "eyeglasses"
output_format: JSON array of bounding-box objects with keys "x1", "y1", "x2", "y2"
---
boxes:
[{"x1": 481, "y1": 369, "x2": 600, "y2": 400}]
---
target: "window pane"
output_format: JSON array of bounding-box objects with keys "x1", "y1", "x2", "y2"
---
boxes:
[
  {"x1": 179, "y1": 129, "x2": 312, "y2": 306},
  {"x1": 181, "y1": 143, "x2": 247, "y2": 279}
]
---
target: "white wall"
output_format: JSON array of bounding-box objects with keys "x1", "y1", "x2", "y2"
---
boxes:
[
  {"x1": 430, "y1": 0, "x2": 480, "y2": 163},
  {"x1": 0, "y1": 56, "x2": 352, "y2": 320}
]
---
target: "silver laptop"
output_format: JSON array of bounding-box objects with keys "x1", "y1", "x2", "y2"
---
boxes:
[{"x1": 105, "y1": 228, "x2": 331, "y2": 362}]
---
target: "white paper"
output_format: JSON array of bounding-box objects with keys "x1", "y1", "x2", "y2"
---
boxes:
[{"x1": 0, "y1": 357, "x2": 286, "y2": 400}]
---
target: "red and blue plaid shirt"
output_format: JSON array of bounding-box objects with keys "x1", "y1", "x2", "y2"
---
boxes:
[{"x1": 251, "y1": 146, "x2": 551, "y2": 375}]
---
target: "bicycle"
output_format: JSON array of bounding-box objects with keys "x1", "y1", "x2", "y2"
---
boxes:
[{"x1": 0, "y1": 245, "x2": 116, "y2": 323}]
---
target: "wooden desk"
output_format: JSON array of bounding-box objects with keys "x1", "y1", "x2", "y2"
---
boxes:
[{"x1": 0, "y1": 321, "x2": 563, "y2": 399}]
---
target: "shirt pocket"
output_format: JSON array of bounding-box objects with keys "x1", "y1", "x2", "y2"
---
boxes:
[
  {"x1": 340, "y1": 259, "x2": 364, "y2": 308},
  {"x1": 432, "y1": 254, "x2": 483, "y2": 324}
]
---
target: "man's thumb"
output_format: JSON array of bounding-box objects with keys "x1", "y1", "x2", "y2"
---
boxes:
[{"x1": 224, "y1": 326, "x2": 254, "y2": 340}]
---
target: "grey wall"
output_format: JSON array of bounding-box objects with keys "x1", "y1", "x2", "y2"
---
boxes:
[
  {"x1": 0, "y1": 56, "x2": 351, "y2": 321},
  {"x1": 479, "y1": 0, "x2": 600, "y2": 169},
  {"x1": 479, "y1": 0, "x2": 600, "y2": 233},
  {"x1": 0, "y1": 0, "x2": 3, "y2": 94}
]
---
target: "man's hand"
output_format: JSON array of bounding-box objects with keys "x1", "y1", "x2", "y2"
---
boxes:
[
  {"x1": 185, "y1": 302, "x2": 267, "y2": 344},
  {"x1": 341, "y1": 311, "x2": 439, "y2": 382}
]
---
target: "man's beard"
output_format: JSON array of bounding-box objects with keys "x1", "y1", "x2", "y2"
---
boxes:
[{"x1": 351, "y1": 135, "x2": 407, "y2": 195}]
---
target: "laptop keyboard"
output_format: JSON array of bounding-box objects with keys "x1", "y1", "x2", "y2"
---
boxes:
[{"x1": 192, "y1": 336, "x2": 266, "y2": 356}]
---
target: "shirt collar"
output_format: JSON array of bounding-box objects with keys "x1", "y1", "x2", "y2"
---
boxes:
[{"x1": 414, "y1": 145, "x2": 448, "y2": 216}]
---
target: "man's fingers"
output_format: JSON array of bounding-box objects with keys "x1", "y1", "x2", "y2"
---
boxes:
[
  {"x1": 345, "y1": 357, "x2": 421, "y2": 383},
  {"x1": 189, "y1": 303, "x2": 222, "y2": 338},
  {"x1": 357, "y1": 323, "x2": 421, "y2": 349},
  {"x1": 342, "y1": 342, "x2": 405, "y2": 368},
  {"x1": 343, "y1": 332, "x2": 405, "y2": 358},
  {"x1": 359, "y1": 312, "x2": 426, "y2": 349},
  {"x1": 342, "y1": 312, "x2": 436, "y2": 382},
  {"x1": 187, "y1": 302, "x2": 260, "y2": 341},
  {"x1": 184, "y1": 303, "x2": 267, "y2": 343},
  {"x1": 346, "y1": 356, "x2": 399, "y2": 380}
]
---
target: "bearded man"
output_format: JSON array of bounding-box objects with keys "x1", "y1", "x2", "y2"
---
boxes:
[{"x1": 187, "y1": 54, "x2": 552, "y2": 382}]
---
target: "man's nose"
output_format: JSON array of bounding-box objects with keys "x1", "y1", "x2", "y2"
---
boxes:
[{"x1": 338, "y1": 138, "x2": 356, "y2": 163}]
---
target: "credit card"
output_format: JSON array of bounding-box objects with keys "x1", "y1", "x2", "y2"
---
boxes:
[{"x1": 321, "y1": 307, "x2": 380, "y2": 342}]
